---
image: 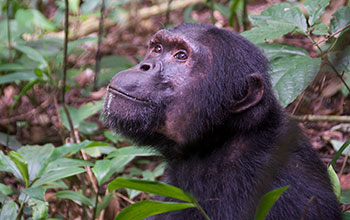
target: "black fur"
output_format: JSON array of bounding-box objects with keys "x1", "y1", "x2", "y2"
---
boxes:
[{"x1": 104, "y1": 23, "x2": 341, "y2": 219}]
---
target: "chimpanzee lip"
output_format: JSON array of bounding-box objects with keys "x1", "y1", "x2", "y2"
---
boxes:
[{"x1": 107, "y1": 85, "x2": 151, "y2": 104}]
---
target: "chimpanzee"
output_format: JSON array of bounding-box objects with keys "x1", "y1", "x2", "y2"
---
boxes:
[{"x1": 104, "y1": 23, "x2": 341, "y2": 219}]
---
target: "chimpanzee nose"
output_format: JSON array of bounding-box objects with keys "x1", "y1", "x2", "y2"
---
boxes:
[
  {"x1": 140, "y1": 63, "x2": 151, "y2": 71},
  {"x1": 139, "y1": 61, "x2": 163, "y2": 72}
]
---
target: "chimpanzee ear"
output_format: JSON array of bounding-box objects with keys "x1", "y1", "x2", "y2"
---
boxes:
[{"x1": 230, "y1": 73, "x2": 264, "y2": 113}]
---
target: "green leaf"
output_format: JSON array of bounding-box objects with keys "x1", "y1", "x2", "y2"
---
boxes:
[
  {"x1": 241, "y1": 26, "x2": 292, "y2": 44},
  {"x1": 104, "y1": 131, "x2": 127, "y2": 144},
  {"x1": 92, "y1": 160, "x2": 112, "y2": 185},
  {"x1": 0, "y1": 183, "x2": 13, "y2": 196},
  {"x1": 0, "y1": 72, "x2": 38, "y2": 84},
  {"x1": 328, "y1": 165, "x2": 341, "y2": 200},
  {"x1": 255, "y1": 186, "x2": 290, "y2": 220},
  {"x1": 8, "y1": 151, "x2": 29, "y2": 187},
  {"x1": 0, "y1": 132, "x2": 21, "y2": 150},
  {"x1": 56, "y1": 190, "x2": 93, "y2": 207},
  {"x1": 78, "y1": 100, "x2": 104, "y2": 121},
  {"x1": 28, "y1": 198, "x2": 49, "y2": 220},
  {"x1": 0, "y1": 151, "x2": 23, "y2": 181},
  {"x1": 14, "y1": 44, "x2": 48, "y2": 68},
  {"x1": 114, "y1": 200, "x2": 195, "y2": 220},
  {"x1": 343, "y1": 212, "x2": 350, "y2": 220},
  {"x1": 45, "y1": 158, "x2": 93, "y2": 172},
  {"x1": 330, "y1": 140, "x2": 350, "y2": 166},
  {"x1": 330, "y1": 6, "x2": 350, "y2": 37},
  {"x1": 311, "y1": 23, "x2": 330, "y2": 35},
  {"x1": 0, "y1": 202, "x2": 18, "y2": 220},
  {"x1": 32, "y1": 167, "x2": 86, "y2": 187},
  {"x1": 108, "y1": 178, "x2": 194, "y2": 203},
  {"x1": 0, "y1": 63, "x2": 26, "y2": 72},
  {"x1": 270, "y1": 56, "x2": 321, "y2": 106},
  {"x1": 78, "y1": 121, "x2": 99, "y2": 135},
  {"x1": 341, "y1": 189, "x2": 350, "y2": 204},
  {"x1": 69, "y1": 0, "x2": 80, "y2": 14},
  {"x1": 59, "y1": 106, "x2": 80, "y2": 130},
  {"x1": 258, "y1": 43, "x2": 309, "y2": 62},
  {"x1": 17, "y1": 144, "x2": 55, "y2": 183},
  {"x1": 96, "y1": 193, "x2": 114, "y2": 217},
  {"x1": 15, "y1": 9, "x2": 56, "y2": 32},
  {"x1": 23, "y1": 187, "x2": 46, "y2": 201},
  {"x1": 107, "y1": 146, "x2": 160, "y2": 159},
  {"x1": 304, "y1": 0, "x2": 330, "y2": 26},
  {"x1": 246, "y1": 2, "x2": 307, "y2": 42}
]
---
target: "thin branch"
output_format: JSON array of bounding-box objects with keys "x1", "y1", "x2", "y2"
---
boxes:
[
  {"x1": 6, "y1": 0, "x2": 12, "y2": 63},
  {"x1": 93, "y1": 0, "x2": 105, "y2": 91},
  {"x1": 62, "y1": 0, "x2": 77, "y2": 143},
  {"x1": 292, "y1": 114, "x2": 350, "y2": 123},
  {"x1": 315, "y1": 24, "x2": 350, "y2": 47},
  {"x1": 165, "y1": 0, "x2": 173, "y2": 26}
]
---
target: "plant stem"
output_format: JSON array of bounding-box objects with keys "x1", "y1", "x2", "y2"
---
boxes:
[
  {"x1": 93, "y1": 0, "x2": 105, "y2": 91},
  {"x1": 92, "y1": 186, "x2": 101, "y2": 220},
  {"x1": 6, "y1": 0, "x2": 12, "y2": 63}
]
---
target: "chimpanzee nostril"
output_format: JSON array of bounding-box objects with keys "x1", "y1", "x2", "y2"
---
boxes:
[{"x1": 140, "y1": 64, "x2": 151, "y2": 71}]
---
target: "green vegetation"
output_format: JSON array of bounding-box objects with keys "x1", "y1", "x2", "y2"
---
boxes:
[{"x1": 0, "y1": 0, "x2": 349, "y2": 219}]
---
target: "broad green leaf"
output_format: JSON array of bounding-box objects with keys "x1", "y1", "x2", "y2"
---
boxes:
[
  {"x1": 14, "y1": 44, "x2": 48, "y2": 68},
  {"x1": 0, "y1": 63, "x2": 26, "y2": 71},
  {"x1": 241, "y1": 26, "x2": 292, "y2": 44},
  {"x1": 32, "y1": 167, "x2": 86, "y2": 187},
  {"x1": 0, "y1": 202, "x2": 18, "y2": 220},
  {"x1": 343, "y1": 212, "x2": 350, "y2": 220},
  {"x1": 78, "y1": 121, "x2": 99, "y2": 135},
  {"x1": 0, "y1": 132, "x2": 21, "y2": 150},
  {"x1": 23, "y1": 187, "x2": 46, "y2": 201},
  {"x1": 96, "y1": 193, "x2": 114, "y2": 217},
  {"x1": 341, "y1": 190, "x2": 350, "y2": 204},
  {"x1": 84, "y1": 146, "x2": 116, "y2": 158},
  {"x1": 107, "y1": 146, "x2": 160, "y2": 159},
  {"x1": 78, "y1": 100, "x2": 104, "y2": 121},
  {"x1": 258, "y1": 43, "x2": 308, "y2": 61},
  {"x1": 45, "y1": 158, "x2": 93, "y2": 172},
  {"x1": 330, "y1": 140, "x2": 350, "y2": 167},
  {"x1": 108, "y1": 178, "x2": 194, "y2": 203},
  {"x1": 49, "y1": 141, "x2": 91, "y2": 161},
  {"x1": 28, "y1": 198, "x2": 49, "y2": 220},
  {"x1": 0, "y1": 72, "x2": 37, "y2": 84},
  {"x1": 255, "y1": 186, "x2": 290, "y2": 220},
  {"x1": 114, "y1": 200, "x2": 195, "y2": 220},
  {"x1": 104, "y1": 131, "x2": 127, "y2": 144},
  {"x1": 56, "y1": 190, "x2": 93, "y2": 206},
  {"x1": 328, "y1": 46, "x2": 350, "y2": 73},
  {"x1": 59, "y1": 106, "x2": 80, "y2": 130},
  {"x1": 0, "y1": 183, "x2": 13, "y2": 195},
  {"x1": 17, "y1": 144, "x2": 55, "y2": 183},
  {"x1": 0, "y1": 151, "x2": 23, "y2": 181},
  {"x1": 328, "y1": 165, "x2": 341, "y2": 200},
  {"x1": 330, "y1": 6, "x2": 350, "y2": 37},
  {"x1": 15, "y1": 9, "x2": 56, "y2": 32},
  {"x1": 69, "y1": 0, "x2": 80, "y2": 14},
  {"x1": 270, "y1": 56, "x2": 321, "y2": 106},
  {"x1": 311, "y1": 23, "x2": 329, "y2": 35},
  {"x1": 92, "y1": 160, "x2": 112, "y2": 185},
  {"x1": 249, "y1": 2, "x2": 307, "y2": 32},
  {"x1": 8, "y1": 151, "x2": 29, "y2": 187},
  {"x1": 304, "y1": 0, "x2": 330, "y2": 26}
]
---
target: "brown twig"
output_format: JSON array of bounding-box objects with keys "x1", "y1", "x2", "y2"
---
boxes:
[
  {"x1": 116, "y1": 192, "x2": 134, "y2": 204},
  {"x1": 339, "y1": 153, "x2": 349, "y2": 176},
  {"x1": 315, "y1": 24, "x2": 350, "y2": 47},
  {"x1": 6, "y1": 0, "x2": 12, "y2": 63},
  {"x1": 93, "y1": 0, "x2": 105, "y2": 91},
  {"x1": 292, "y1": 115, "x2": 350, "y2": 123},
  {"x1": 62, "y1": 0, "x2": 77, "y2": 143}
]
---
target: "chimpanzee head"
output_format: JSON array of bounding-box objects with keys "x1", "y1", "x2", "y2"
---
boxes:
[{"x1": 104, "y1": 23, "x2": 276, "y2": 148}]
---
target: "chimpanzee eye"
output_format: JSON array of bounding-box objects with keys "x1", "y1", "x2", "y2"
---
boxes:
[
  {"x1": 174, "y1": 51, "x2": 188, "y2": 61},
  {"x1": 152, "y1": 44, "x2": 163, "y2": 54}
]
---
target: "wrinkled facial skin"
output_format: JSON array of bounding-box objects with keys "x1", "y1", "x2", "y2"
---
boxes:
[{"x1": 104, "y1": 27, "x2": 209, "y2": 144}]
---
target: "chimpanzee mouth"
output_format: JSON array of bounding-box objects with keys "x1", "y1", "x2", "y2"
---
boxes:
[{"x1": 107, "y1": 85, "x2": 151, "y2": 104}]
